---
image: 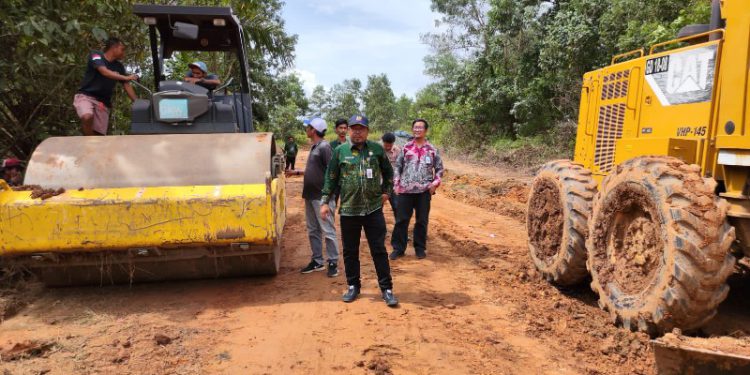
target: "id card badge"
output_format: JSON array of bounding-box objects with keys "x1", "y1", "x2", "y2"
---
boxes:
[
  {"x1": 366, "y1": 168, "x2": 373, "y2": 179},
  {"x1": 424, "y1": 156, "x2": 432, "y2": 164}
]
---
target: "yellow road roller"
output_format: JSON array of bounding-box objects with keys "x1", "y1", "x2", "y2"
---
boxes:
[{"x1": 0, "y1": 5, "x2": 286, "y2": 286}]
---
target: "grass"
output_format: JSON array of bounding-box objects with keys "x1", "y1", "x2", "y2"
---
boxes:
[{"x1": 441, "y1": 121, "x2": 577, "y2": 173}]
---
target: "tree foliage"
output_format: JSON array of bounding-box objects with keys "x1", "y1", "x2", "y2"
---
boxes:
[
  {"x1": 325, "y1": 78, "x2": 363, "y2": 124},
  {"x1": 0, "y1": 0, "x2": 297, "y2": 160},
  {"x1": 363, "y1": 74, "x2": 397, "y2": 131},
  {"x1": 423, "y1": 0, "x2": 713, "y2": 149}
]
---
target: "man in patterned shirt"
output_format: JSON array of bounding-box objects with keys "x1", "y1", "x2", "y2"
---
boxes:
[
  {"x1": 320, "y1": 115, "x2": 398, "y2": 307},
  {"x1": 390, "y1": 119, "x2": 445, "y2": 260}
]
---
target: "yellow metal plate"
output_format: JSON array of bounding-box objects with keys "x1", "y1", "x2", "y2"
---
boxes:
[{"x1": 0, "y1": 183, "x2": 280, "y2": 255}]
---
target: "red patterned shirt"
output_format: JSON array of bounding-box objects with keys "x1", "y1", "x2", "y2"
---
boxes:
[{"x1": 394, "y1": 140, "x2": 444, "y2": 194}]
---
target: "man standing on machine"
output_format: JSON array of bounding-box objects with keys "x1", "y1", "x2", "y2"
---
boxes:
[{"x1": 73, "y1": 37, "x2": 138, "y2": 136}]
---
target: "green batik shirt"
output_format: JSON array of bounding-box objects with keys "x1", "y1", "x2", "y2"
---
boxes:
[{"x1": 322, "y1": 140, "x2": 394, "y2": 216}]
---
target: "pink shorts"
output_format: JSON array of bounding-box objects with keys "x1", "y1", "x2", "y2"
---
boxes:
[{"x1": 73, "y1": 94, "x2": 109, "y2": 135}]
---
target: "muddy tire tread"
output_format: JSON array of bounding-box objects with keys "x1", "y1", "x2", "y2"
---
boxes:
[
  {"x1": 528, "y1": 160, "x2": 596, "y2": 286},
  {"x1": 588, "y1": 156, "x2": 735, "y2": 334}
]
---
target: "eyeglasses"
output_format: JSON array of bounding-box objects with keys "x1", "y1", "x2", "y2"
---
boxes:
[{"x1": 350, "y1": 128, "x2": 367, "y2": 133}]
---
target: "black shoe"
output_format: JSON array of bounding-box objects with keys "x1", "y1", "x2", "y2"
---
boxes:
[
  {"x1": 300, "y1": 261, "x2": 324, "y2": 274},
  {"x1": 389, "y1": 251, "x2": 404, "y2": 261},
  {"x1": 416, "y1": 252, "x2": 426, "y2": 259},
  {"x1": 382, "y1": 289, "x2": 399, "y2": 307},
  {"x1": 342, "y1": 285, "x2": 360, "y2": 303},
  {"x1": 327, "y1": 262, "x2": 339, "y2": 277}
]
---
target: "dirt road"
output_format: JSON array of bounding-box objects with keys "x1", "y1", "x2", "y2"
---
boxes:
[{"x1": 2, "y1": 151, "x2": 750, "y2": 374}]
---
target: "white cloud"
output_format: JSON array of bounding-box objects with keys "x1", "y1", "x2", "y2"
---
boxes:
[
  {"x1": 284, "y1": 1, "x2": 441, "y2": 97},
  {"x1": 292, "y1": 68, "x2": 319, "y2": 94}
]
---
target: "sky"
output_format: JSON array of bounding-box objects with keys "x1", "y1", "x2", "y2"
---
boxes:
[{"x1": 281, "y1": 0, "x2": 442, "y2": 99}]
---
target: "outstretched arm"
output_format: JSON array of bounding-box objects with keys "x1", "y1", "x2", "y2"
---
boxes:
[
  {"x1": 96, "y1": 65, "x2": 136, "y2": 82},
  {"x1": 122, "y1": 82, "x2": 137, "y2": 101}
]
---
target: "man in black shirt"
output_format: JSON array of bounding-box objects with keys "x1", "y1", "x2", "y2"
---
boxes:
[{"x1": 73, "y1": 37, "x2": 138, "y2": 135}]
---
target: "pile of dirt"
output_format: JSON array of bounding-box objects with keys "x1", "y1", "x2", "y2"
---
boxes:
[
  {"x1": 441, "y1": 170, "x2": 529, "y2": 222},
  {"x1": 11, "y1": 185, "x2": 65, "y2": 200},
  {"x1": 0, "y1": 269, "x2": 41, "y2": 322},
  {"x1": 432, "y1": 199, "x2": 654, "y2": 374},
  {"x1": 659, "y1": 332, "x2": 750, "y2": 357},
  {"x1": 359, "y1": 345, "x2": 400, "y2": 375},
  {"x1": 0, "y1": 340, "x2": 56, "y2": 361}
]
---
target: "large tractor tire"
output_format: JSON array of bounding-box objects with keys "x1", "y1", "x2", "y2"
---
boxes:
[
  {"x1": 587, "y1": 156, "x2": 735, "y2": 335},
  {"x1": 527, "y1": 160, "x2": 597, "y2": 285}
]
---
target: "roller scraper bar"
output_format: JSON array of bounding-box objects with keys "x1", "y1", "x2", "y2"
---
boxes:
[{"x1": 24, "y1": 133, "x2": 275, "y2": 189}]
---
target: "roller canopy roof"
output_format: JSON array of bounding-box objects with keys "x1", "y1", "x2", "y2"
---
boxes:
[{"x1": 133, "y1": 4, "x2": 244, "y2": 56}]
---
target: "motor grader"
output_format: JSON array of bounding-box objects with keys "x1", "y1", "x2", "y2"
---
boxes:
[
  {"x1": 0, "y1": 5, "x2": 286, "y2": 286},
  {"x1": 528, "y1": 0, "x2": 750, "y2": 334}
]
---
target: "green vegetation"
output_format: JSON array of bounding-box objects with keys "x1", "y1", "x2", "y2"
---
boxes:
[
  {"x1": 1, "y1": 0, "x2": 714, "y2": 168},
  {"x1": 1, "y1": 0, "x2": 299, "y2": 160},
  {"x1": 414, "y1": 0, "x2": 711, "y2": 163}
]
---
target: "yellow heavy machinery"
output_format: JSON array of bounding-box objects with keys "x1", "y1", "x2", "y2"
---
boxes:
[
  {"x1": 529, "y1": 0, "x2": 749, "y2": 335},
  {"x1": 0, "y1": 5, "x2": 286, "y2": 286}
]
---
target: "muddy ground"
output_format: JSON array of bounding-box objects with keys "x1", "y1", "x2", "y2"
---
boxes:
[{"x1": 2, "y1": 151, "x2": 750, "y2": 374}]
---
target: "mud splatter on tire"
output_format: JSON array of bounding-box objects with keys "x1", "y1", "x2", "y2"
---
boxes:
[
  {"x1": 588, "y1": 156, "x2": 735, "y2": 335},
  {"x1": 527, "y1": 160, "x2": 596, "y2": 285}
]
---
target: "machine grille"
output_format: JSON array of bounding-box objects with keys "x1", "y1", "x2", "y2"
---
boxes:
[
  {"x1": 601, "y1": 70, "x2": 630, "y2": 100},
  {"x1": 594, "y1": 103, "x2": 626, "y2": 173},
  {"x1": 594, "y1": 69, "x2": 630, "y2": 173}
]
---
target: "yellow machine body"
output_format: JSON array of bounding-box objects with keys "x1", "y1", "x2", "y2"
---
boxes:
[
  {"x1": 0, "y1": 183, "x2": 283, "y2": 255},
  {"x1": 0, "y1": 133, "x2": 286, "y2": 285},
  {"x1": 573, "y1": 0, "x2": 750, "y2": 252}
]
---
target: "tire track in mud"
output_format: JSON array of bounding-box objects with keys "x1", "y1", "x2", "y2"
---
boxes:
[{"x1": 428, "y1": 168, "x2": 655, "y2": 375}]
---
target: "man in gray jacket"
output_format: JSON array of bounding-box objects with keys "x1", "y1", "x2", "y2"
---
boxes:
[{"x1": 288, "y1": 117, "x2": 340, "y2": 277}]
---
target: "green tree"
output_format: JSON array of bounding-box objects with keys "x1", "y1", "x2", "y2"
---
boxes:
[
  {"x1": 395, "y1": 94, "x2": 413, "y2": 128},
  {"x1": 0, "y1": 0, "x2": 297, "y2": 160},
  {"x1": 268, "y1": 99, "x2": 302, "y2": 140},
  {"x1": 266, "y1": 72, "x2": 308, "y2": 137},
  {"x1": 326, "y1": 78, "x2": 362, "y2": 124},
  {"x1": 363, "y1": 74, "x2": 397, "y2": 131},
  {"x1": 422, "y1": 0, "x2": 713, "y2": 147},
  {"x1": 308, "y1": 84, "x2": 328, "y2": 117}
]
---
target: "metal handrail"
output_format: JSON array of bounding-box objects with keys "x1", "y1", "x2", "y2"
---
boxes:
[
  {"x1": 649, "y1": 29, "x2": 724, "y2": 54},
  {"x1": 611, "y1": 49, "x2": 645, "y2": 65},
  {"x1": 130, "y1": 79, "x2": 153, "y2": 96}
]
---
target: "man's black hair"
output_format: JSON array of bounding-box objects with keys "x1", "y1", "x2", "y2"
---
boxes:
[
  {"x1": 335, "y1": 118, "x2": 349, "y2": 128},
  {"x1": 315, "y1": 129, "x2": 326, "y2": 138},
  {"x1": 382, "y1": 132, "x2": 396, "y2": 143},
  {"x1": 103, "y1": 37, "x2": 123, "y2": 52},
  {"x1": 412, "y1": 118, "x2": 429, "y2": 130}
]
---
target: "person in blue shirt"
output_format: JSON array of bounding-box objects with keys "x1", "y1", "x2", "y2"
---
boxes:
[{"x1": 184, "y1": 61, "x2": 221, "y2": 90}]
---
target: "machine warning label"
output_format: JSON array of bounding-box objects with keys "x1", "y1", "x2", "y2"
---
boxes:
[{"x1": 644, "y1": 44, "x2": 717, "y2": 106}]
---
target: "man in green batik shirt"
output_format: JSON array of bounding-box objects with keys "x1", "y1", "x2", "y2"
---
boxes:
[{"x1": 320, "y1": 115, "x2": 398, "y2": 307}]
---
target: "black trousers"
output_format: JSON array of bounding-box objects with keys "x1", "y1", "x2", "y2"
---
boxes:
[
  {"x1": 388, "y1": 195, "x2": 398, "y2": 220},
  {"x1": 391, "y1": 191, "x2": 431, "y2": 255},
  {"x1": 285, "y1": 155, "x2": 296, "y2": 170},
  {"x1": 340, "y1": 209, "x2": 393, "y2": 291}
]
